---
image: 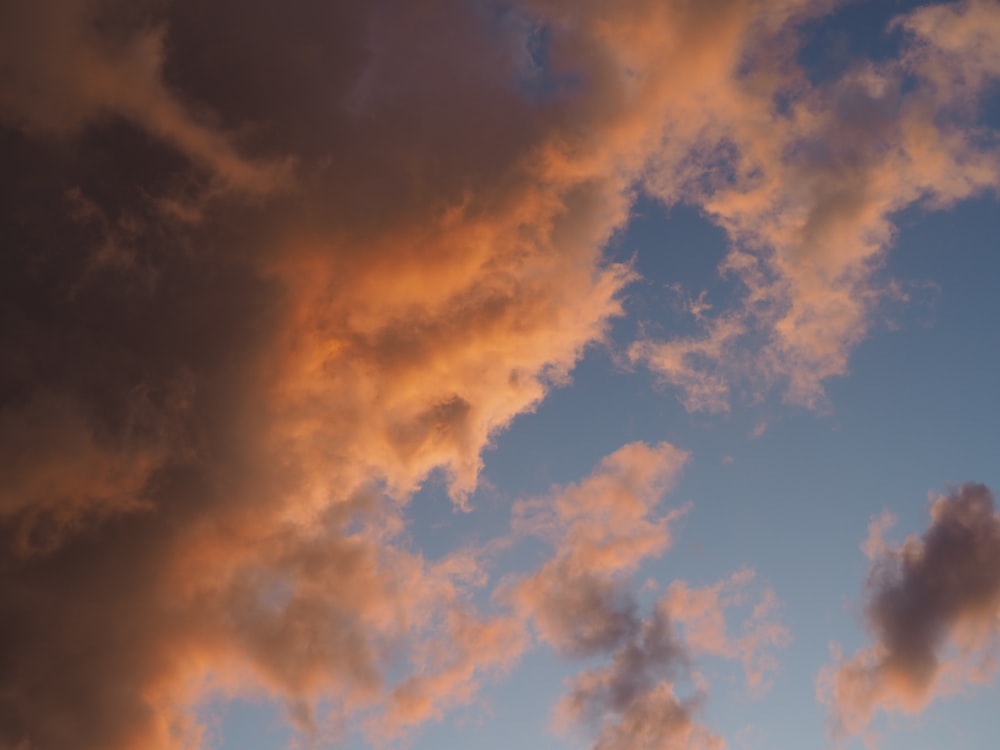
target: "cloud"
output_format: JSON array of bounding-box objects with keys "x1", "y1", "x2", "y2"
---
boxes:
[
  {"x1": 0, "y1": 0, "x2": 648, "y2": 744},
  {"x1": 378, "y1": 607, "x2": 525, "y2": 739},
  {"x1": 665, "y1": 570, "x2": 790, "y2": 694},
  {"x1": 555, "y1": 608, "x2": 725, "y2": 750},
  {"x1": 634, "y1": 0, "x2": 1000, "y2": 409},
  {"x1": 509, "y1": 441, "x2": 720, "y2": 749},
  {"x1": 0, "y1": 1, "x2": 993, "y2": 748},
  {"x1": 630, "y1": 315, "x2": 745, "y2": 413},
  {"x1": 819, "y1": 483, "x2": 1000, "y2": 738},
  {"x1": 509, "y1": 442, "x2": 788, "y2": 750},
  {"x1": 895, "y1": 0, "x2": 1000, "y2": 97},
  {"x1": 510, "y1": 442, "x2": 689, "y2": 653},
  {"x1": 0, "y1": 0, "x2": 291, "y2": 194},
  {"x1": 552, "y1": 578, "x2": 787, "y2": 750}
]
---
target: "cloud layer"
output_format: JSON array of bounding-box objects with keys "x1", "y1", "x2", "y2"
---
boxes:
[{"x1": 0, "y1": 1, "x2": 997, "y2": 748}]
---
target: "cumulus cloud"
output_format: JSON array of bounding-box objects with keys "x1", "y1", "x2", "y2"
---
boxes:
[
  {"x1": 0, "y1": 0, "x2": 643, "y2": 744},
  {"x1": 511, "y1": 441, "x2": 690, "y2": 654},
  {"x1": 555, "y1": 608, "x2": 725, "y2": 750},
  {"x1": 510, "y1": 441, "x2": 712, "y2": 748},
  {"x1": 509, "y1": 442, "x2": 787, "y2": 750},
  {"x1": 552, "y1": 582, "x2": 786, "y2": 750},
  {"x1": 634, "y1": 0, "x2": 1000, "y2": 409},
  {"x1": 820, "y1": 483, "x2": 1000, "y2": 738},
  {"x1": 0, "y1": 0, "x2": 994, "y2": 748}
]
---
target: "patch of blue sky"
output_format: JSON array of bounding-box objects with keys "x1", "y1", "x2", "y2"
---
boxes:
[
  {"x1": 796, "y1": 0, "x2": 935, "y2": 85},
  {"x1": 212, "y1": 697, "x2": 293, "y2": 750}
]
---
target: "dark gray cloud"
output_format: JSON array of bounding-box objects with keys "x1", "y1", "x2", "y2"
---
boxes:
[{"x1": 823, "y1": 483, "x2": 1000, "y2": 736}]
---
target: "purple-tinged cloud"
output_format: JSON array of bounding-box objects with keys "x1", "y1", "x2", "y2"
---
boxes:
[{"x1": 821, "y1": 483, "x2": 1000, "y2": 737}]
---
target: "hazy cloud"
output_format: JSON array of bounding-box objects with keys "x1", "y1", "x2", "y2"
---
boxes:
[
  {"x1": 555, "y1": 607, "x2": 725, "y2": 750},
  {"x1": 0, "y1": 0, "x2": 292, "y2": 193}
]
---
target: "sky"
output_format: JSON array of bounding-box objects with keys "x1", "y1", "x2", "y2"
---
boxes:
[{"x1": 1, "y1": 1, "x2": 999, "y2": 750}]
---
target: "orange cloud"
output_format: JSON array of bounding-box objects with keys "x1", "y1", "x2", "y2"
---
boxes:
[
  {"x1": 509, "y1": 442, "x2": 788, "y2": 750},
  {"x1": 0, "y1": 1, "x2": 994, "y2": 748},
  {"x1": 665, "y1": 570, "x2": 790, "y2": 694},
  {"x1": 0, "y1": 3, "x2": 644, "y2": 747},
  {"x1": 819, "y1": 484, "x2": 1000, "y2": 738},
  {"x1": 510, "y1": 441, "x2": 689, "y2": 654},
  {"x1": 0, "y1": 0, "x2": 666, "y2": 743},
  {"x1": 634, "y1": 0, "x2": 1000, "y2": 409}
]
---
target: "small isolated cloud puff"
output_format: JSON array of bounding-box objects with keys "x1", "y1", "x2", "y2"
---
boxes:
[{"x1": 819, "y1": 483, "x2": 1000, "y2": 738}]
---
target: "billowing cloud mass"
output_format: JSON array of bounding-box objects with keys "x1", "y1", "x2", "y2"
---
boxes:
[
  {"x1": 0, "y1": 0, "x2": 997, "y2": 748},
  {"x1": 820, "y1": 484, "x2": 1000, "y2": 737}
]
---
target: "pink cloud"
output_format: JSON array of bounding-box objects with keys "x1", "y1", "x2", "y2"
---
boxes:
[
  {"x1": 0, "y1": 1, "x2": 993, "y2": 747},
  {"x1": 819, "y1": 484, "x2": 1000, "y2": 738},
  {"x1": 511, "y1": 441, "x2": 690, "y2": 654},
  {"x1": 633, "y1": 0, "x2": 1000, "y2": 410},
  {"x1": 665, "y1": 570, "x2": 791, "y2": 694},
  {"x1": 510, "y1": 442, "x2": 788, "y2": 750}
]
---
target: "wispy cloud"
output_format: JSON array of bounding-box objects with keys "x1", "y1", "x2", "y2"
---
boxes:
[
  {"x1": 0, "y1": 1, "x2": 995, "y2": 747},
  {"x1": 633, "y1": 0, "x2": 1000, "y2": 409},
  {"x1": 510, "y1": 442, "x2": 787, "y2": 749},
  {"x1": 510, "y1": 441, "x2": 690, "y2": 655},
  {"x1": 665, "y1": 571, "x2": 790, "y2": 695}
]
